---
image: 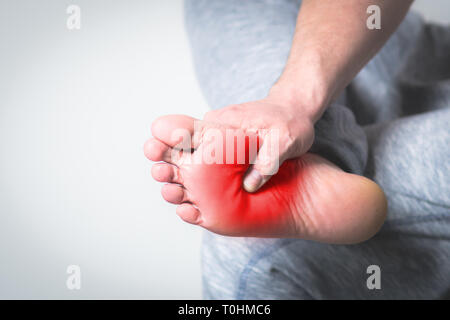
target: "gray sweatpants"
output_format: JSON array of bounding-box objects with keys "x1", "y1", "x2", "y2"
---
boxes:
[{"x1": 184, "y1": 0, "x2": 450, "y2": 299}]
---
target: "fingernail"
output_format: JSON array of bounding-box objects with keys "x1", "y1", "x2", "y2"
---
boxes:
[{"x1": 243, "y1": 169, "x2": 262, "y2": 192}]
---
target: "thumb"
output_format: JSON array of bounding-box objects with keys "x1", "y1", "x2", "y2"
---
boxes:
[{"x1": 243, "y1": 136, "x2": 282, "y2": 193}]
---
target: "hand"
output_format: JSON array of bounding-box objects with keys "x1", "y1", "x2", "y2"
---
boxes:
[{"x1": 203, "y1": 94, "x2": 317, "y2": 192}]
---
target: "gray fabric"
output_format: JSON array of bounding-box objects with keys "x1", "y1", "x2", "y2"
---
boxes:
[{"x1": 184, "y1": 0, "x2": 450, "y2": 299}]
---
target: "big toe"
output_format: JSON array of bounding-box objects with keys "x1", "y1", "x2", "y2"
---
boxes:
[{"x1": 151, "y1": 114, "x2": 198, "y2": 148}]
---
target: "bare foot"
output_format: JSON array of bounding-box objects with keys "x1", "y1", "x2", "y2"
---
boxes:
[{"x1": 144, "y1": 115, "x2": 387, "y2": 244}]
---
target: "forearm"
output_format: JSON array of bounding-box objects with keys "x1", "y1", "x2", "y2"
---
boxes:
[{"x1": 269, "y1": 0, "x2": 413, "y2": 122}]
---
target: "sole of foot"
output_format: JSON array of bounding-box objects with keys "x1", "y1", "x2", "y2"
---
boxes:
[{"x1": 144, "y1": 114, "x2": 387, "y2": 244}]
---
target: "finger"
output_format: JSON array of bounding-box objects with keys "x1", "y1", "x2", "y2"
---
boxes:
[
  {"x1": 243, "y1": 137, "x2": 283, "y2": 192},
  {"x1": 203, "y1": 108, "x2": 243, "y2": 130}
]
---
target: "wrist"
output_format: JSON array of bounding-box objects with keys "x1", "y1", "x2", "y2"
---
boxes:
[
  {"x1": 268, "y1": 51, "x2": 336, "y2": 123},
  {"x1": 268, "y1": 79, "x2": 329, "y2": 123}
]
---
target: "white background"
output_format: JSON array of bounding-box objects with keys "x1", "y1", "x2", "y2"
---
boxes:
[{"x1": 0, "y1": 0, "x2": 448, "y2": 299}]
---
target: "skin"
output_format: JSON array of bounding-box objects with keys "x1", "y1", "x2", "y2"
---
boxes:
[
  {"x1": 144, "y1": 115, "x2": 387, "y2": 244},
  {"x1": 202, "y1": 0, "x2": 413, "y2": 192},
  {"x1": 144, "y1": 2, "x2": 413, "y2": 241}
]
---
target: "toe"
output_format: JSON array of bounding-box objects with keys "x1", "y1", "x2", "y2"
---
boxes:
[
  {"x1": 151, "y1": 163, "x2": 182, "y2": 184},
  {"x1": 144, "y1": 138, "x2": 188, "y2": 166},
  {"x1": 176, "y1": 203, "x2": 202, "y2": 225},
  {"x1": 151, "y1": 115, "x2": 198, "y2": 149},
  {"x1": 144, "y1": 138, "x2": 169, "y2": 162},
  {"x1": 161, "y1": 184, "x2": 190, "y2": 204}
]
